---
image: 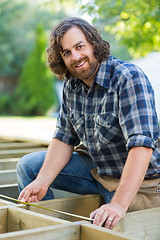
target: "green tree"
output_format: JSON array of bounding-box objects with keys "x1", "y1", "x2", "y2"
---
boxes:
[
  {"x1": 12, "y1": 25, "x2": 57, "y2": 116},
  {"x1": 0, "y1": 0, "x2": 29, "y2": 76},
  {"x1": 77, "y1": 0, "x2": 160, "y2": 58},
  {"x1": 0, "y1": 0, "x2": 75, "y2": 76}
]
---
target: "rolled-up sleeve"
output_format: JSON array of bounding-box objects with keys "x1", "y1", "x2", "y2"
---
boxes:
[
  {"x1": 53, "y1": 83, "x2": 80, "y2": 146},
  {"x1": 119, "y1": 65, "x2": 159, "y2": 150}
]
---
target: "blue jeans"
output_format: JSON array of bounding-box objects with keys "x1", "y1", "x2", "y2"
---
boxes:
[{"x1": 16, "y1": 151, "x2": 114, "y2": 203}]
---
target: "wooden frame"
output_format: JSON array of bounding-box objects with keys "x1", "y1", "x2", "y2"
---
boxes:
[
  {"x1": 18, "y1": 194, "x2": 103, "y2": 222},
  {"x1": 81, "y1": 223, "x2": 132, "y2": 240},
  {"x1": 0, "y1": 147, "x2": 47, "y2": 158},
  {"x1": 0, "y1": 199, "x2": 15, "y2": 206},
  {"x1": 115, "y1": 207, "x2": 160, "y2": 239},
  {"x1": 0, "y1": 142, "x2": 47, "y2": 150},
  {"x1": 0, "y1": 206, "x2": 69, "y2": 238},
  {"x1": 0, "y1": 159, "x2": 18, "y2": 170},
  {"x1": 0, "y1": 170, "x2": 17, "y2": 185},
  {"x1": 0, "y1": 138, "x2": 159, "y2": 239}
]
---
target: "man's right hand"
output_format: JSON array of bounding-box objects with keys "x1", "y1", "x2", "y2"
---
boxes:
[{"x1": 18, "y1": 179, "x2": 48, "y2": 203}]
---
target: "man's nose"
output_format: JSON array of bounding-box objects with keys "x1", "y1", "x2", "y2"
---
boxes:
[{"x1": 72, "y1": 50, "x2": 81, "y2": 61}]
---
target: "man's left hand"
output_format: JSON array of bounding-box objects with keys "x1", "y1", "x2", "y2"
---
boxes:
[{"x1": 90, "y1": 202, "x2": 126, "y2": 229}]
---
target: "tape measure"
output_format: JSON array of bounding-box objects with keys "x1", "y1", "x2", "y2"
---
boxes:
[{"x1": 0, "y1": 194, "x2": 93, "y2": 222}]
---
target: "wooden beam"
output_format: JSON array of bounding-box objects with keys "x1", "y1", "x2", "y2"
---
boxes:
[
  {"x1": 0, "y1": 223, "x2": 80, "y2": 240},
  {"x1": 81, "y1": 223, "x2": 133, "y2": 240},
  {"x1": 0, "y1": 159, "x2": 18, "y2": 170},
  {"x1": 0, "y1": 206, "x2": 8, "y2": 234},
  {"x1": 19, "y1": 194, "x2": 102, "y2": 222},
  {"x1": 0, "y1": 142, "x2": 47, "y2": 150},
  {"x1": 116, "y1": 207, "x2": 160, "y2": 239},
  {"x1": 0, "y1": 147, "x2": 47, "y2": 158},
  {"x1": 0, "y1": 170, "x2": 17, "y2": 185},
  {"x1": 0, "y1": 199, "x2": 15, "y2": 206},
  {"x1": 7, "y1": 207, "x2": 69, "y2": 232}
]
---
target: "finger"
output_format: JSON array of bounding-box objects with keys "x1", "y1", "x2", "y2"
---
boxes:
[
  {"x1": 93, "y1": 208, "x2": 106, "y2": 226},
  {"x1": 104, "y1": 215, "x2": 116, "y2": 229},
  {"x1": 18, "y1": 189, "x2": 25, "y2": 201},
  {"x1": 36, "y1": 186, "x2": 47, "y2": 201},
  {"x1": 90, "y1": 209, "x2": 98, "y2": 219},
  {"x1": 27, "y1": 195, "x2": 38, "y2": 203},
  {"x1": 109, "y1": 215, "x2": 121, "y2": 230},
  {"x1": 21, "y1": 186, "x2": 33, "y2": 203}
]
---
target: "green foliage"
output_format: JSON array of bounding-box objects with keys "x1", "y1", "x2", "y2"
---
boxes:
[
  {"x1": 76, "y1": 0, "x2": 160, "y2": 58},
  {"x1": 0, "y1": 0, "x2": 29, "y2": 76},
  {"x1": 0, "y1": 0, "x2": 72, "y2": 76},
  {"x1": 0, "y1": 0, "x2": 78, "y2": 115},
  {"x1": 93, "y1": 18, "x2": 132, "y2": 60},
  {"x1": 12, "y1": 25, "x2": 57, "y2": 116},
  {"x1": 0, "y1": 93, "x2": 11, "y2": 114}
]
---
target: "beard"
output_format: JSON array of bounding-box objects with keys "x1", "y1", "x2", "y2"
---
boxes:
[{"x1": 69, "y1": 57, "x2": 99, "y2": 82}]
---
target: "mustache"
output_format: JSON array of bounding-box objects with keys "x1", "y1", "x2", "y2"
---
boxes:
[{"x1": 72, "y1": 57, "x2": 88, "y2": 67}]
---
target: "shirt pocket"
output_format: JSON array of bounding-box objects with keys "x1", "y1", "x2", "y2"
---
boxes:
[
  {"x1": 95, "y1": 113, "x2": 122, "y2": 144},
  {"x1": 70, "y1": 114, "x2": 85, "y2": 141}
]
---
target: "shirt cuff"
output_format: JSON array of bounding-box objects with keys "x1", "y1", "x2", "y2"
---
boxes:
[
  {"x1": 53, "y1": 128, "x2": 80, "y2": 146},
  {"x1": 126, "y1": 135, "x2": 156, "y2": 150}
]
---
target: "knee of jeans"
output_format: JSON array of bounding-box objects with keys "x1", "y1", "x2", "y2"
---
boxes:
[
  {"x1": 16, "y1": 151, "x2": 46, "y2": 173},
  {"x1": 16, "y1": 153, "x2": 31, "y2": 172}
]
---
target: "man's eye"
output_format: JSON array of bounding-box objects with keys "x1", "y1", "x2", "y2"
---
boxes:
[
  {"x1": 63, "y1": 51, "x2": 70, "y2": 57},
  {"x1": 77, "y1": 45, "x2": 83, "y2": 49}
]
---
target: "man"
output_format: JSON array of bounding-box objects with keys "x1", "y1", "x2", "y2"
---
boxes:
[{"x1": 17, "y1": 17, "x2": 160, "y2": 229}]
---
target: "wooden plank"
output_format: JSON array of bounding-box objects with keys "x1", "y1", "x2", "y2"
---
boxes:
[
  {"x1": 7, "y1": 206, "x2": 69, "y2": 232},
  {"x1": 0, "y1": 159, "x2": 18, "y2": 170},
  {"x1": 0, "y1": 206, "x2": 8, "y2": 233},
  {"x1": 0, "y1": 158, "x2": 19, "y2": 162},
  {"x1": 0, "y1": 147, "x2": 47, "y2": 158},
  {"x1": 0, "y1": 170, "x2": 17, "y2": 184},
  {"x1": 81, "y1": 223, "x2": 134, "y2": 240},
  {"x1": 0, "y1": 140, "x2": 13, "y2": 143},
  {"x1": 0, "y1": 142, "x2": 47, "y2": 150},
  {"x1": 19, "y1": 194, "x2": 102, "y2": 222},
  {"x1": 116, "y1": 207, "x2": 160, "y2": 239},
  {"x1": 0, "y1": 199, "x2": 15, "y2": 206},
  {"x1": 0, "y1": 223, "x2": 80, "y2": 240}
]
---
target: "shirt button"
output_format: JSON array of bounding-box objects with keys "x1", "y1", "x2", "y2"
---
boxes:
[
  {"x1": 88, "y1": 134, "x2": 92, "y2": 138},
  {"x1": 91, "y1": 149, "x2": 96, "y2": 153}
]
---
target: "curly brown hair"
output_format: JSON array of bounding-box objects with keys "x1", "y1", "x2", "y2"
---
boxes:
[{"x1": 46, "y1": 17, "x2": 110, "y2": 80}]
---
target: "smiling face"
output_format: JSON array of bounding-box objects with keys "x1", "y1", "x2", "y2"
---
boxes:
[{"x1": 60, "y1": 27, "x2": 99, "y2": 87}]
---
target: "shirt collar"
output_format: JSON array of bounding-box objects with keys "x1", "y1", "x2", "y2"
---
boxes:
[
  {"x1": 69, "y1": 56, "x2": 113, "y2": 90},
  {"x1": 94, "y1": 57, "x2": 112, "y2": 89}
]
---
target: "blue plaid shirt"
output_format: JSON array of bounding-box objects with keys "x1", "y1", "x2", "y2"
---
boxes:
[{"x1": 53, "y1": 56, "x2": 160, "y2": 178}]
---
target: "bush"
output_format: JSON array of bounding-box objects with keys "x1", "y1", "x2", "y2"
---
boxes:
[{"x1": 0, "y1": 93, "x2": 11, "y2": 114}]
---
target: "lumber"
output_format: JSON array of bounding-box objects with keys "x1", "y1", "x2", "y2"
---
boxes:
[
  {"x1": 0, "y1": 223, "x2": 80, "y2": 240},
  {"x1": 81, "y1": 223, "x2": 134, "y2": 240},
  {"x1": 7, "y1": 207, "x2": 68, "y2": 232},
  {"x1": 0, "y1": 147, "x2": 47, "y2": 158},
  {"x1": 0, "y1": 170, "x2": 17, "y2": 185},
  {"x1": 0, "y1": 198, "x2": 15, "y2": 206},
  {"x1": 0, "y1": 159, "x2": 18, "y2": 170},
  {"x1": 0, "y1": 206, "x2": 8, "y2": 234},
  {"x1": 19, "y1": 194, "x2": 102, "y2": 222},
  {"x1": 0, "y1": 142, "x2": 47, "y2": 150},
  {"x1": 116, "y1": 207, "x2": 160, "y2": 239}
]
